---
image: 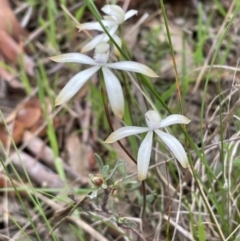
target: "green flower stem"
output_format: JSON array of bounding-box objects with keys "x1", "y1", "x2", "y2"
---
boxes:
[
  {"x1": 140, "y1": 180, "x2": 146, "y2": 220},
  {"x1": 159, "y1": 0, "x2": 183, "y2": 115},
  {"x1": 99, "y1": 71, "x2": 136, "y2": 165}
]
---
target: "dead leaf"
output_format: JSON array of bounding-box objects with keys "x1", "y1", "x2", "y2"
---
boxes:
[
  {"x1": 16, "y1": 107, "x2": 42, "y2": 129},
  {"x1": 0, "y1": 174, "x2": 7, "y2": 189},
  {"x1": 0, "y1": 0, "x2": 27, "y2": 40},
  {"x1": 23, "y1": 131, "x2": 88, "y2": 184},
  {"x1": 11, "y1": 152, "x2": 64, "y2": 188},
  {"x1": 0, "y1": 0, "x2": 35, "y2": 81},
  {"x1": 0, "y1": 121, "x2": 24, "y2": 145},
  {"x1": 23, "y1": 131, "x2": 55, "y2": 166},
  {"x1": 0, "y1": 66, "x2": 23, "y2": 88},
  {"x1": 66, "y1": 134, "x2": 90, "y2": 178},
  {"x1": 0, "y1": 97, "x2": 58, "y2": 146}
]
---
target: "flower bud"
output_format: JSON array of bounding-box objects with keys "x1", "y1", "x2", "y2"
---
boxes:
[{"x1": 91, "y1": 175, "x2": 104, "y2": 187}]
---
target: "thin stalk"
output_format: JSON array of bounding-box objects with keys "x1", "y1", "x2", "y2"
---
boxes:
[
  {"x1": 159, "y1": 0, "x2": 183, "y2": 114},
  {"x1": 189, "y1": 168, "x2": 226, "y2": 240},
  {"x1": 140, "y1": 180, "x2": 146, "y2": 220},
  {"x1": 99, "y1": 73, "x2": 148, "y2": 219},
  {"x1": 100, "y1": 84, "x2": 136, "y2": 165}
]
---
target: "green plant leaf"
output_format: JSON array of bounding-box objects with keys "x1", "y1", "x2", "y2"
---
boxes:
[{"x1": 106, "y1": 160, "x2": 124, "y2": 181}]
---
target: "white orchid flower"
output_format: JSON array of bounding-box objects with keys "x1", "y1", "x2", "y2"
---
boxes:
[
  {"x1": 78, "y1": 5, "x2": 138, "y2": 53},
  {"x1": 50, "y1": 42, "x2": 158, "y2": 118},
  {"x1": 105, "y1": 110, "x2": 191, "y2": 181}
]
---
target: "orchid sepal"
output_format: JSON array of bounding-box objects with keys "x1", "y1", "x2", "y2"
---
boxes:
[
  {"x1": 104, "y1": 126, "x2": 149, "y2": 143},
  {"x1": 50, "y1": 53, "x2": 96, "y2": 65},
  {"x1": 55, "y1": 66, "x2": 100, "y2": 106},
  {"x1": 124, "y1": 10, "x2": 138, "y2": 20},
  {"x1": 159, "y1": 114, "x2": 191, "y2": 128},
  {"x1": 154, "y1": 129, "x2": 189, "y2": 168},
  {"x1": 105, "y1": 61, "x2": 159, "y2": 78},
  {"x1": 102, "y1": 67, "x2": 125, "y2": 118},
  {"x1": 137, "y1": 131, "x2": 153, "y2": 181}
]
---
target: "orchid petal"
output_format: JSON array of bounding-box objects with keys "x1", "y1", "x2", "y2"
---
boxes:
[
  {"x1": 102, "y1": 19, "x2": 119, "y2": 27},
  {"x1": 77, "y1": 21, "x2": 114, "y2": 32},
  {"x1": 105, "y1": 61, "x2": 158, "y2": 77},
  {"x1": 102, "y1": 67, "x2": 124, "y2": 118},
  {"x1": 55, "y1": 66, "x2": 100, "y2": 105},
  {"x1": 100, "y1": 24, "x2": 118, "y2": 42},
  {"x1": 101, "y1": 5, "x2": 125, "y2": 24},
  {"x1": 50, "y1": 53, "x2": 96, "y2": 65},
  {"x1": 77, "y1": 22, "x2": 104, "y2": 31},
  {"x1": 159, "y1": 114, "x2": 191, "y2": 128},
  {"x1": 107, "y1": 24, "x2": 119, "y2": 37},
  {"x1": 124, "y1": 10, "x2": 138, "y2": 21},
  {"x1": 81, "y1": 34, "x2": 106, "y2": 53},
  {"x1": 81, "y1": 25, "x2": 118, "y2": 53},
  {"x1": 104, "y1": 126, "x2": 149, "y2": 143},
  {"x1": 154, "y1": 130, "x2": 189, "y2": 168},
  {"x1": 101, "y1": 34, "x2": 111, "y2": 43},
  {"x1": 137, "y1": 131, "x2": 153, "y2": 181},
  {"x1": 103, "y1": 16, "x2": 115, "y2": 21}
]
